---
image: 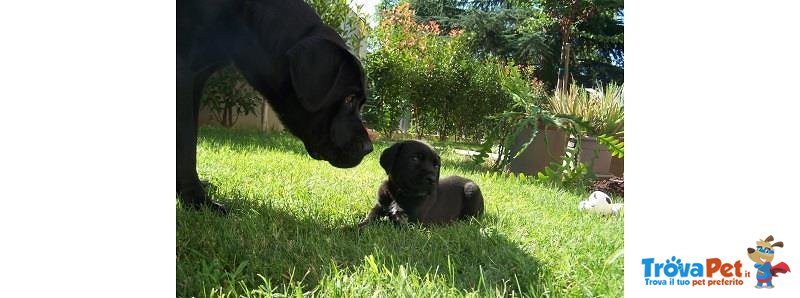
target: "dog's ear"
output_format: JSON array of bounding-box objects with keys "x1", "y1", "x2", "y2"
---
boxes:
[
  {"x1": 772, "y1": 241, "x2": 784, "y2": 248},
  {"x1": 380, "y1": 143, "x2": 404, "y2": 174},
  {"x1": 765, "y1": 235, "x2": 774, "y2": 242},
  {"x1": 287, "y1": 37, "x2": 361, "y2": 112}
]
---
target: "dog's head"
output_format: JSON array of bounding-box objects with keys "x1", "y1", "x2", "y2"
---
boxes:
[
  {"x1": 380, "y1": 140, "x2": 441, "y2": 195},
  {"x1": 285, "y1": 33, "x2": 373, "y2": 168},
  {"x1": 233, "y1": 21, "x2": 373, "y2": 168},
  {"x1": 747, "y1": 235, "x2": 783, "y2": 264}
]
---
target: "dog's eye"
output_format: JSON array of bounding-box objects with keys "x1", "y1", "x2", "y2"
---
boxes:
[{"x1": 410, "y1": 156, "x2": 420, "y2": 162}]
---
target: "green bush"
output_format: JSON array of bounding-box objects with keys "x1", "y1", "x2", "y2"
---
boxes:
[{"x1": 364, "y1": 4, "x2": 545, "y2": 142}]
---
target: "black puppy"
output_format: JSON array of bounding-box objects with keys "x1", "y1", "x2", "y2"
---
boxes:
[
  {"x1": 359, "y1": 141, "x2": 484, "y2": 226},
  {"x1": 177, "y1": 0, "x2": 373, "y2": 211}
]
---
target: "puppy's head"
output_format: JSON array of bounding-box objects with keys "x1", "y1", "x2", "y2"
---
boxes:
[
  {"x1": 747, "y1": 235, "x2": 783, "y2": 264},
  {"x1": 380, "y1": 140, "x2": 441, "y2": 195}
]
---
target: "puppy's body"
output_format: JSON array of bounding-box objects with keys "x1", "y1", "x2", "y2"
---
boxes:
[{"x1": 360, "y1": 141, "x2": 484, "y2": 226}]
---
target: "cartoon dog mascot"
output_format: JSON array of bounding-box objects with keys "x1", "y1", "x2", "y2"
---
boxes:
[{"x1": 747, "y1": 235, "x2": 791, "y2": 288}]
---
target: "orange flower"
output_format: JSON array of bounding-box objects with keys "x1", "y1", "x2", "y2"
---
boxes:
[{"x1": 448, "y1": 28, "x2": 465, "y2": 37}]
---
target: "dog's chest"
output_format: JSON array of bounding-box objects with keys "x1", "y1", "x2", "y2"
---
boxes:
[{"x1": 392, "y1": 193, "x2": 432, "y2": 219}]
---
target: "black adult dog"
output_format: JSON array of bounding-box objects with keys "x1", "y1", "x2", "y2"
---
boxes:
[
  {"x1": 359, "y1": 141, "x2": 484, "y2": 226},
  {"x1": 177, "y1": 0, "x2": 373, "y2": 211}
]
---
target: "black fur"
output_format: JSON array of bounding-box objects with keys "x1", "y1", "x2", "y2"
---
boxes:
[
  {"x1": 177, "y1": 0, "x2": 373, "y2": 211},
  {"x1": 359, "y1": 141, "x2": 484, "y2": 226}
]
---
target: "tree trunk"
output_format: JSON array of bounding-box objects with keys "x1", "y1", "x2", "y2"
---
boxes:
[
  {"x1": 222, "y1": 106, "x2": 233, "y2": 128},
  {"x1": 557, "y1": 28, "x2": 573, "y2": 92},
  {"x1": 562, "y1": 41, "x2": 572, "y2": 90},
  {"x1": 412, "y1": 104, "x2": 423, "y2": 139}
]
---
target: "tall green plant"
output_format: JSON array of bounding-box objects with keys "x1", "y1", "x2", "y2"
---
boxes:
[
  {"x1": 548, "y1": 82, "x2": 624, "y2": 136},
  {"x1": 476, "y1": 78, "x2": 622, "y2": 185},
  {"x1": 305, "y1": 0, "x2": 369, "y2": 53},
  {"x1": 536, "y1": 143, "x2": 589, "y2": 187}
]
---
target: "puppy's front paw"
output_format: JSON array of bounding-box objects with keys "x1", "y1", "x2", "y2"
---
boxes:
[
  {"x1": 389, "y1": 203, "x2": 409, "y2": 225},
  {"x1": 390, "y1": 212, "x2": 409, "y2": 224}
]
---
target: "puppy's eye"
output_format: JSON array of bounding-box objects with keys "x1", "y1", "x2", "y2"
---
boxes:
[
  {"x1": 410, "y1": 156, "x2": 420, "y2": 162},
  {"x1": 344, "y1": 94, "x2": 355, "y2": 104}
]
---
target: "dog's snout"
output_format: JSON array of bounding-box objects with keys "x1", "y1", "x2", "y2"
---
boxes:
[
  {"x1": 361, "y1": 140, "x2": 373, "y2": 155},
  {"x1": 747, "y1": 248, "x2": 755, "y2": 254}
]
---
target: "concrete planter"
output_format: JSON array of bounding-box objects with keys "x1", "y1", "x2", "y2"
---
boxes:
[
  {"x1": 508, "y1": 125, "x2": 568, "y2": 176},
  {"x1": 579, "y1": 136, "x2": 623, "y2": 177}
]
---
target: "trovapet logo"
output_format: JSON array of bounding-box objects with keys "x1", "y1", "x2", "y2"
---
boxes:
[
  {"x1": 641, "y1": 234, "x2": 792, "y2": 289},
  {"x1": 641, "y1": 257, "x2": 746, "y2": 287}
]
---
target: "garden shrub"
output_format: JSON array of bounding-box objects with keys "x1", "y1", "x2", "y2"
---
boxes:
[
  {"x1": 364, "y1": 3, "x2": 546, "y2": 143},
  {"x1": 200, "y1": 65, "x2": 262, "y2": 128}
]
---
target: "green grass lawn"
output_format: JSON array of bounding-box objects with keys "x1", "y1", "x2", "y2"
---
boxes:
[{"x1": 177, "y1": 127, "x2": 624, "y2": 297}]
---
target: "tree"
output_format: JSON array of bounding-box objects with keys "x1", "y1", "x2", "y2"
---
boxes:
[
  {"x1": 379, "y1": 0, "x2": 623, "y2": 91},
  {"x1": 306, "y1": 0, "x2": 370, "y2": 53},
  {"x1": 535, "y1": 0, "x2": 622, "y2": 90},
  {"x1": 570, "y1": 3, "x2": 623, "y2": 86},
  {"x1": 201, "y1": 66, "x2": 262, "y2": 128}
]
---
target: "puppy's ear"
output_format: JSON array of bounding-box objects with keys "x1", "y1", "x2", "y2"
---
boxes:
[
  {"x1": 380, "y1": 143, "x2": 404, "y2": 174},
  {"x1": 772, "y1": 241, "x2": 784, "y2": 248},
  {"x1": 765, "y1": 235, "x2": 774, "y2": 242},
  {"x1": 287, "y1": 37, "x2": 361, "y2": 112}
]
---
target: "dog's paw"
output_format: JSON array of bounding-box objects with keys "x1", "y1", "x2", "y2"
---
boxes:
[
  {"x1": 464, "y1": 181, "x2": 480, "y2": 197},
  {"x1": 391, "y1": 212, "x2": 409, "y2": 224},
  {"x1": 178, "y1": 184, "x2": 228, "y2": 215},
  {"x1": 193, "y1": 199, "x2": 228, "y2": 215},
  {"x1": 388, "y1": 203, "x2": 409, "y2": 224}
]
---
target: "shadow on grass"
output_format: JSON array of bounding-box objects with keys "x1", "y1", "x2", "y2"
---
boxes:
[{"x1": 177, "y1": 196, "x2": 545, "y2": 297}]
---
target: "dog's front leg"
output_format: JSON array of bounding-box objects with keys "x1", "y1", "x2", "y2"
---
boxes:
[
  {"x1": 176, "y1": 58, "x2": 226, "y2": 213},
  {"x1": 357, "y1": 204, "x2": 389, "y2": 228},
  {"x1": 358, "y1": 187, "x2": 394, "y2": 228}
]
